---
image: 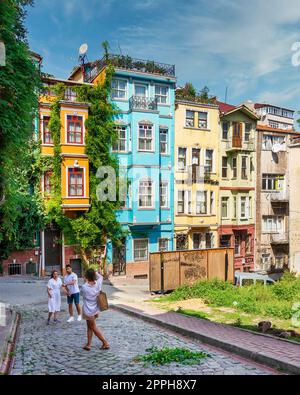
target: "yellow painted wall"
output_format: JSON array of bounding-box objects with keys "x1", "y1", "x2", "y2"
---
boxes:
[{"x1": 174, "y1": 101, "x2": 220, "y2": 249}]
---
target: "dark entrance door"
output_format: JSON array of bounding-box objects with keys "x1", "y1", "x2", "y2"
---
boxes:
[
  {"x1": 69, "y1": 258, "x2": 82, "y2": 278},
  {"x1": 44, "y1": 226, "x2": 62, "y2": 274},
  {"x1": 112, "y1": 239, "x2": 126, "y2": 276}
]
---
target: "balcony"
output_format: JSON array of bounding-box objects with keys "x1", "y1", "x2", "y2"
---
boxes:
[
  {"x1": 270, "y1": 232, "x2": 289, "y2": 244},
  {"x1": 270, "y1": 191, "x2": 289, "y2": 203},
  {"x1": 226, "y1": 140, "x2": 255, "y2": 152},
  {"x1": 84, "y1": 54, "x2": 176, "y2": 83},
  {"x1": 129, "y1": 96, "x2": 158, "y2": 112}
]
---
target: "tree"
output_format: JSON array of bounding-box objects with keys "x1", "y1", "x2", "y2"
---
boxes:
[{"x1": 0, "y1": 0, "x2": 43, "y2": 262}]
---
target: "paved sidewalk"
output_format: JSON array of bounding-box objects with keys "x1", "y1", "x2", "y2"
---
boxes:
[{"x1": 111, "y1": 302, "x2": 300, "y2": 375}]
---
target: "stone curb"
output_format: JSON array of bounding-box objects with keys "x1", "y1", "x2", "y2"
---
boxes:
[
  {"x1": 111, "y1": 304, "x2": 300, "y2": 375},
  {"x1": 0, "y1": 310, "x2": 20, "y2": 375}
]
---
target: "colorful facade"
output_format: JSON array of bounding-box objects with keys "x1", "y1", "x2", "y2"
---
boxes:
[
  {"x1": 174, "y1": 100, "x2": 220, "y2": 250},
  {"x1": 217, "y1": 102, "x2": 259, "y2": 272},
  {"x1": 39, "y1": 77, "x2": 91, "y2": 276},
  {"x1": 71, "y1": 55, "x2": 176, "y2": 277}
]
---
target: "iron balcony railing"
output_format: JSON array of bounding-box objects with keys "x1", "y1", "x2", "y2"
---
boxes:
[
  {"x1": 270, "y1": 232, "x2": 289, "y2": 244},
  {"x1": 226, "y1": 140, "x2": 255, "y2": 152},
  {"x1": 129, "y1": 96, "x2": 158, "y2": 112},
  {"x1": 84, "y1": 54, "x2": 176, "y2": 82},
  {"x1": 270, "y1": 191, "x2": 289, "y2": 202}
]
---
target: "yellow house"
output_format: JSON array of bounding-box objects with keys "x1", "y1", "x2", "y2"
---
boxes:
[
  {"x1": 39, "y1": 77, "x2": 91, "y2": 276},
  {"x1": 40, "y1": 77, "x2": 90, "y2": 213},
  {"x1": 174, "y1": 100, "x2": 220, "y2": 250}
]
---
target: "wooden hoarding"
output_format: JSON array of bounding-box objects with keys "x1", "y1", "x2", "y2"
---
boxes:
[{"x1": 149, "y1": 248, "x2": 234, "y2": 292}]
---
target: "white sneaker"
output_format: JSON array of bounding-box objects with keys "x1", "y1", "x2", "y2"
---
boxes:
[
  {"x1": 67, "y1": 316, "x2": 74, "y2": 323},
  {"x1": 77, "y1": 315, "x2": 82, "y2": 322}
]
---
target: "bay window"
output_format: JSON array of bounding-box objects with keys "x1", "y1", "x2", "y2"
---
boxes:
[
  {"x1": 138, "y1": 124, "x2": 153, "y2": 151},
  {"x1": 139, "y1": 180, "x2": 153, "y2": 208},
  {"x1": 178, "y1": 147, "x2": 187, "y2": 171},
  {"x1": 67, "y1": 115, "x2": 83, "y2": 144},
  {"x1": 43, "y1": 116, "x2": 52, "y2": 144},
  {"x1": 159, "y1": 128, "x2": 168, "y2": 154},
  {"x1": 160, "y1": 182, "x2": 169, "y2": 208},
  {"x1": 196, "y1": 191, "x2": 207, "y2": 215},
  {"x1": 44, "y1": 171, "x2": 53, "y2": 194},
  {"x1": 68, "y1": 168, "x2": 84, "y2": 197}
]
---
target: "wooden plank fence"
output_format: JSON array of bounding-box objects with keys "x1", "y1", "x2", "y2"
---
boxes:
[{"x1": 149, "y1": 248, "x2": 234, "y2": 292}]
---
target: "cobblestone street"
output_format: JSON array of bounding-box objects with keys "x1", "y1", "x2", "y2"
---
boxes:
[{"x1": 11, "y1": 303, "x2": 274, "y2": 375}]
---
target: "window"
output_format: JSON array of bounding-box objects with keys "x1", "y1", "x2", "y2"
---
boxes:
[
  {"x1": 210, "y1": 191, "x2": 214, "y2": 215},
  {"x1": 262, "y1": 216, "x2": 284, "y2": 233},
  {"x1": 240, "y1": 197, "x2": 247, "y2": 219},
  {"x1": 67, "y1": 115, "x2": 83, "y2": 144},
  {"x1": 241, "y1": 156, "x2": 248, "y2": 180},
  {"x1": 232, "y1": 157, "x2": 237, "y2": 179},
  {"x1": 249, "y1": 197, "x2": 253, "y2": 218},
  {"x1": 176, "y1": 234, "x2": 188, "y2": 251},
  {"x1": 155, "y1": 85, "x2": 168, "y2": 104},
  {"x1": 192, "y1": 148, "x2": 201, "y2": 182},
  {"x1": 205, "y1": 150, "x2": 213, "y2": 174},
  {"x1": 111, "y1": 79, "x2": 127, "y2": 99},
  {"x1": 139, "y1": 180, "x2": 153, "y2": 208},
  {"x1": 206, "y1": 233, "x2": 214, "y2": 249},
  {"x1": 220, "y1": 235, "x2": 231, "y2": 248},
  {"x1": 138, "y1": 124, "x2": 153, "y2": 151},
  {"x1": 262, "y1": 174, "x2": 285, "y2": 191},
  {"x1": 198, "y1": 112, "x2": 208, "y2": 129},
  {"x1": 134, "y1": 239, "x2": 148, "y2": 261},
  {"x1": 43, "y1": 116, "x2": 52, "y2": 144},
  {"x1": 178, "y1": 148, "x2": 187, "y2": 171},
  {"x1": 222, "y1": 157, "x2": 228, "y2": 178},
  {"x1": 159, "y1": 128, "x2": 168, "y2": 154},
  {"x1": 196, "y1": 191, "x2": 207, "y2": 215},
  {"x1": 177, "y1": 191, "x2": 185, "y2": 214},
  {"x1": 112, "y1": 125, "x2": 127, "y2": 152},
  {"x1": 245, "y1": 235, "x2": 251, "y2": 254},
  {"x1": 160, "y1": 182, "x2": 168, "y2": 208},
  {"x1": 159, "y1": 238, "x2": 169, "y2": 252},
  {"x1": 221, "y1": 197, "x2": 229, "y2": 218},
  {"x1": 44, "y1": 171, "x2": 53, "y2": 194},
  {"x1": 135, "y1": 83, "x2": 147, "y2": 97},
  {"x1": 233, "y1": 196, "x2": 237, "y2": 218},
  {"x1": 186, "y1": 110, "x2": 195, "y2": 127},
  {"x1": 65, "y1": 87, "x2": 77, "y2": 101},
  {"x1": 222, "y1": 122, "x2": 229, "y2": 140},
  {"x1": 193, "y1": 233, "x2": 201, "y2": 249},
  {"x1": 269, "y1": 121, "x2": 279, "y2": 129},
  {"x1": 245, "y1": 123, "x2": 251, "y2": 142},
  {"x1": 188, "y1": 191, "x2": 192, "y2": 214},
  {"x1": 262, "y1": 135, "x2": 285, "y2": 151},
  {"x1": 234, "y1": 235, "x2": 241, "y2": 256},
  {"x1": 68, "y1": 168, "x2": 84, "y2": 197}
]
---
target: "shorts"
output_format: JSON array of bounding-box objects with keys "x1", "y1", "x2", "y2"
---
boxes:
[{"x1": 67, "y1": 293, "x2": 80, "y2": 305}]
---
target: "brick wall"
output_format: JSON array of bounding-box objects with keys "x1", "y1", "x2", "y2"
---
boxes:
[{"x1": 2, "y1": 249, "x2": 40, "y2": 276}]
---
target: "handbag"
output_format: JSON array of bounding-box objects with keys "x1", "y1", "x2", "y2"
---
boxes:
[{"x1": 97, "y1": 291, "x2": 108, "y2": 311}]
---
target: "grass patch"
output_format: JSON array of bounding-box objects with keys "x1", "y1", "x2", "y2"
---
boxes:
[
  {"x1": 157, "y1": 272, "x2": 300, "y2": 321},
  {"x1": 134, "y1": 347, "x2": 210, "y2": 366}
]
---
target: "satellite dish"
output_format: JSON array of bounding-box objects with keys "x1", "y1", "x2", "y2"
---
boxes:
[
  {"x1": 272, "y1": 143, "x2": 281, "y2": 153},
  {"x1": 79, "y1": 43, "x2": 88, "y2": 56}
]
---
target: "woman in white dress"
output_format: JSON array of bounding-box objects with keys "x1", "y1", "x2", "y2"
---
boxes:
[
  {"x1": 47, "y1": 270, "x2": 63, "y2": 325},
  {"x1": 81, "y1": 268, "x2": 110, "y2": 351}
]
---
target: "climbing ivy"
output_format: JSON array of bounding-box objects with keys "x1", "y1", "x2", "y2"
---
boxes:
[{"x1": 43, "y1": 60, "x2": 124, "y2": 269}]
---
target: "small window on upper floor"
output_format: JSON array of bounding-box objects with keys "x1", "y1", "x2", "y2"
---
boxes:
[
  {"x1": 42, "y1": 116, "x2": 52, "y2": 144},
  {"x1": 68, "y1": 168, "x2": 84, "y2": 197},
  {"x1": 245, "y1": 123, "x2": 251, "y2": 142},
  {"x1": 198, "y1": 112, "x2": 208, "y2": 129},
  {"x1": 222, "y1": 121, "x2": 229, "y2": 140},
  {"x1": 185, "y1": 110, "x2": 195, "y2": 127},
  {"x1": 155, "y1": 85, "x2": 168, "y2": 104},
  {"x1": 111, "y1": 79, "x2": 127, "y2": 100}
]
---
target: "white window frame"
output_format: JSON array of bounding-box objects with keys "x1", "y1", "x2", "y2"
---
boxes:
[
  {"x1": 134, "y1": 83, "x2": 148, "y2": 97},
  {"x1": 240, "y1": 196, "x2": 247, "y2": 219},
  {"x1": 198, "y1": 111, "x2": 208, "y2": 129},
  {"x1": 111, "y1": 78, "x2": 127, "y2": 100},
  {"x1": 138, "y1": 123, "x2": 154, "y2": 152},
  {"x1": 160, "y1": 181, "x2": 169, "y2": 209},
  {"x1": 185, "y1": 110, "x2": 195, "y2": 127},
  {"x1": 196, "y1": 191, "x2": 208, "y2": 215},
  {"x1": 112, "y1": 125, "x2": 127, "y2": 153},
  {"x1": 178, "y1": 147, "x2": 187, "y2": 171},
  {"x1": 205, "y1": 149, "x2": 214, "y2": 174},
  {"x1": 138, "y1": 179, "x2": 154, "y2": 209},
  {"x1": 159, "y1": 127, "x2": 169, "y2": 155},
  {"x1": 133, "y1": 238, "x2": 149, "y2": 262},
  {"x1": 155, "y1": 84, "x2": 169, "y2": 105},
  {"x1": 221, "y1": 197, "x2": 229, "y2": 219}
]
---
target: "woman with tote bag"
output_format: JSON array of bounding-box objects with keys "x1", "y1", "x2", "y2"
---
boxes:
[{"x1": 81, "y1": 268, "x2": 110, "y2": 351}]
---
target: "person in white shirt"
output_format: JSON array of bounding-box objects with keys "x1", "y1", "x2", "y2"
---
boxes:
[
  {"x1": 81, "y1": 268, "x2": 109, "y2": 351},
  {"x1": 63, "y1": 265, "x2": 82, "y2": 323},
  {"x1": 47, "y1": 270, "x2": 63, "y2": 325}
]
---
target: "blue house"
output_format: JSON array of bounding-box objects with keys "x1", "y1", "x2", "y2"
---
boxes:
[{"x1": 81, "y1": 55, "x2": 176, "y2": 277}]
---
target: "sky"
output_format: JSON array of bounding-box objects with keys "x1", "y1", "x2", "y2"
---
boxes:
[{"x1": 25, "y1": 0, "x2": 300, "y2": 112}]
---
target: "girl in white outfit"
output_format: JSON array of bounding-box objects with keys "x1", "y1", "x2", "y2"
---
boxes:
[
  {"x1": 47, "y1": 270, "x2": 62, "y2": 325},
  {"x1": 81, "y1": 268, "x2": 109, "y2": 351}
]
